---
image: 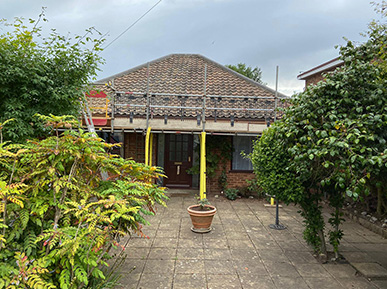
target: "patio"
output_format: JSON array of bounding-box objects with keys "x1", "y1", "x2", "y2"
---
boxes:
[{"x1": 113, "y1": 190, "x2": 387, "y2": 289}]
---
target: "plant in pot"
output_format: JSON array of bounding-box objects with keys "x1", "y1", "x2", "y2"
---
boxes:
[{"x1": 187, "y1": 197, "x2": 217, "y2": 233}]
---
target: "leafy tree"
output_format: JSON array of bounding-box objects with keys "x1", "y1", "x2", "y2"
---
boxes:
[
  {"x1": 0, "y1": 12, "x2": 104, "y2": 143},
  {"x1": 0, "y1": 115, "x2": 167, "y2": 288},
  {"x1": 225, "y1": 63, "x2": 264, "y2": 84},
  {"x1": 251, "y1": 3, "x2": 387, "y2": 259}
]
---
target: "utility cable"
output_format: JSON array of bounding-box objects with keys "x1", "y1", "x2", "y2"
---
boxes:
[{"x1": 102, "y1": 0, "x2": 162, "y2": 51}]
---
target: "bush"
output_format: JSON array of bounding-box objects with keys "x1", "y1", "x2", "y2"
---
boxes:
[
  {"x1": 224, "y1": 188, "x2": 239, "y2": 201},
  {"x1": 237, "y1": 180, "x2": 264, "y2": 199},
  {"x1": 0, "y1": 115, "x2": 167, "y2": 288}
]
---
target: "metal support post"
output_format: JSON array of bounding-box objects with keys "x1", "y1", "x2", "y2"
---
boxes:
[
  {"x1": 202, "y1": 64, "x2": 207, "y2": 132},
  {"x1": 146, "y1": 62, "x2": 150, "y2": 128},
  {"x1": 199, "y1": 131, "x2": 206, "y2": 200},
  {"x1": 274, "y1": 66, "x2": 279, "y2": 122},
  {"x1": 269, "y1": 197, "x2": 286, "y2": 230},
  {"x1": 145, "y1": 127, "x2": 152, "y2": 166},
  {"x1": 149, "y1": 132, "x2": 153, "y2": 167}
]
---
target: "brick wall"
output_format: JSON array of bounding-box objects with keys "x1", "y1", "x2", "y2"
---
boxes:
[
  {"x1": 124, "y1": 132, "x2": 157, "y2": 165},
  {"x1": 206, "y1": 137, "x2": 255, "y2": 194},
  {"x1": 305, "y1": 74, "x2": 324, "y2": 87}
]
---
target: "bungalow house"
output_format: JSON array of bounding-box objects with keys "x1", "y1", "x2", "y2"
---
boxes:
[
  {"x1": 86, "y1": 54, "x2": 288, "y2": 195},
  {"x1": 297, "y1": 57, "x2": 344, "y2": 87}
]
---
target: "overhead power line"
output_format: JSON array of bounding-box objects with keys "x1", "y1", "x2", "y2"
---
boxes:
[{"x1": 102, "y1": 0, "x2": 162, "y2": 51}]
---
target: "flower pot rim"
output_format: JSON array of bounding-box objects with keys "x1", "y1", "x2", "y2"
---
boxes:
[{"x1": 187, "y1": 204, "x2": 217, "y2": 216}]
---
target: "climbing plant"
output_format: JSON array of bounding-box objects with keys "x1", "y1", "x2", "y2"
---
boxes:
[
  {"x1": 188, "y1": 135, "x2": 233, "y2": 178},
  {"x1": 0, "y1": 115, "x2": 167, "y2": 288}
]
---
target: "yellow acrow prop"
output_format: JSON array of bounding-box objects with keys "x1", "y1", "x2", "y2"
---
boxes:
[
  {"x1": 145, "y1": 127, "x2": 152, "y2": 166},
  {"x1": 200, "y1": 132, "x2": 206, "y2": 200},
  {"x1": 149, "y1": 132, "x2": 153, "y2": 167}
]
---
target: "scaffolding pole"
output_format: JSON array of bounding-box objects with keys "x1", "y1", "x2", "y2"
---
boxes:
[
  {"x1": 115, "y1": 103, "x2": 274, "y2": 112},
  {"x1": 199, "y1": 65, "x2": 207, "y2": 200},
  {"x1": 274, "y1": 66, "x2": 279, "y2": 122},
  {"x1": 146, "y1": 62, "x2": 150, "y2": 128},
  {"x1": 115, "y1": 91, "x2": 286, "y2": 100}
]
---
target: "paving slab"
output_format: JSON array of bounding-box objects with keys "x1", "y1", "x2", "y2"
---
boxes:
[
  {"x1": 115, "y1": 273, "x2": 141, "y2": 289},
  {"x1": 175, "y1": 259, "x2": 205, "y2": 274},
  {"x1": 263, "y1": 261, "x2": 301, "y2": 277},
  {"x1": 259, "y1": 249, "x2": 290, "y2": 263},
  {"x1": 207, "y1": 274, "x2": 242, "y2": 289},
  {"x1": 372, "y1": 279, "x2": 387, "y2": 289},
  {"x1": 322, "y1": 263, "x2": 357, "y2": 278},
  {"x1": 137, "y1": 273, "x2": 173, "y2": 289},
  {"x1": 271, "y1": 276, "x2": 310, "y2": 289},
  {"x1": 239, "y1": 275, "x2": 276, "y2": 289},
  {"x1": 294, "y1": 263, "x2": 331, "y2": 278},
  {"x1": 204, "y1": 260, "x2": 236, "y2": 275},
  {"x1": 203, "y1": 248, "x2": 232, "y2": 260},
  {"x1": 172, "y1": 273, "x2": 206, "y2": 289},
  {"x1": 230, "y1": 248, "x2": 260, "y2": 261},
  {"x1": 336, "y1": 277, "x2": 378, "y2": 289},
  {"x1": 114, "y1": 192, "x2": 387, "y2": 288},
  {"x1": 304, "y1": 277, "x2": 345, "y2": 289},
  {"x1": 351, "y1": 262, "x2": 387, "y2": 279},
  {"x1": 142, "y1": 259, "x2": 175, "y2": 274},
  {"x1": 227, "y1": 238, "x2": 255, "y2": 249},
  {"x1": 176, "y1": 247, "x2": 204, "y2": 260},
  {"x1": 148, "y1": 247, "x2": 176, "y2": 260},
  {"x1": 202, "y1": 237, "x2": 228, "y2": 249},
  {"x1": 233, "y1": 258, "x2": 268, "y2": 275},
  {"x1": 284, "y1": 250, "x2": 319, "y2": 264}
]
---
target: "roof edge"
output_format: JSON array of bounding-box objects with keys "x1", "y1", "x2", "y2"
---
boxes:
[
  {"x1": 199, "y1": 55, "x2": 288, "y2": 98},
  {"x1": 94, "y1": 53, "x2": 184, "y2": 85},
  {"x1": 297, "y1": 57, "x2": 344, "y2": 80}
]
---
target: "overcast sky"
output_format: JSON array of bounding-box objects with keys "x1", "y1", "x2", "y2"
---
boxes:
[{"x1": 1, "y1": 0, "x2": 379, "y2": 95}]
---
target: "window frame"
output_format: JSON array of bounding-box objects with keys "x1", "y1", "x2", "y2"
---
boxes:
[{"x1": 231, "y1": 136, "x2": 255, "y2": 172}]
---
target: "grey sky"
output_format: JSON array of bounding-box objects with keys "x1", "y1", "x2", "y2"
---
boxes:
[{"x1": 1, "y1": 0, "x2": 378, "y2": 95}]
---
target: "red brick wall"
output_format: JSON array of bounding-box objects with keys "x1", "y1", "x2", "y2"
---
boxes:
[
  {"x1": 124, "y1": 132, "x2": 157, "y2": 165},
  {"x1": 206, "y1": 137, "x2": 255, "y2": 194},
  {"x1": 305, "y1": 74, "x2": 324, "y2": 87}
]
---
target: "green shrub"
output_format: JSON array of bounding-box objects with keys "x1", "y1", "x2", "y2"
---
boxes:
[
  {"x1": 237, "y1": 180, "x2": 264, "y2": 199},
  {"x1": 224, "y1": 188, "x2": 239, "y2": 201},
  {"x1": 0, "y1": 115, "x2": 167, "y2": 289}
]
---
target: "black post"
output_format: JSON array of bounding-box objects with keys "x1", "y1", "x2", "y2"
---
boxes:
[{"x1": 269, "y1": 197, "x2": 286, "y2": 230}]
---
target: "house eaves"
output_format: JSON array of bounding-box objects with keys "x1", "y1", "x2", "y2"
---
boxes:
[{"x1": 297, "y1": 57, "x2": 344, "y2": 80}]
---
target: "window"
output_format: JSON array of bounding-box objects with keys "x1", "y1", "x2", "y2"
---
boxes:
[{"x1": 232, "y1": 136, "x2": 254, "y2": 171}]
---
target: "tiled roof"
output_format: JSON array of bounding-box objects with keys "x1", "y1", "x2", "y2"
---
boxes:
[{"x1": 92, "y1": 54, "x2": 288, "y2": 120}]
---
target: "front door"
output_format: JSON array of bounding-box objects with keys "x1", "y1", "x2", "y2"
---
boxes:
[{"x1": 164, "y1": 134, "x2": 193, "y2": 188}]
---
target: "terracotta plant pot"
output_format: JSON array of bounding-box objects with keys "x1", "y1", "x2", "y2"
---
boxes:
[{"x1": 187, "y1": 204, "x2": 217, "y2": 233}]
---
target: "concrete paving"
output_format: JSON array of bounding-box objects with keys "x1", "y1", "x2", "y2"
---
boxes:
[{"x1": 113, "y1": 191, "x2": 387, "y2": 289}]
